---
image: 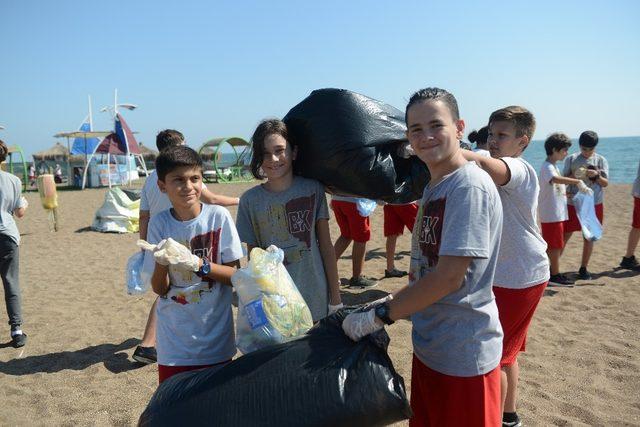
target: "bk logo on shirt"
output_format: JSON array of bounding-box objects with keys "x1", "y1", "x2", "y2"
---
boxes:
[
  {"x1": 287, "y1": 210, "x2": 311, "y2": 234},
  {"x1": 419, "y1": 198, "x2": 445, "y2": 267}
]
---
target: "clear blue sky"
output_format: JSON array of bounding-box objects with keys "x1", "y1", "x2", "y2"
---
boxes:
[{"x1": 1, "y1": 0, "x2": 639, "y2": 157}]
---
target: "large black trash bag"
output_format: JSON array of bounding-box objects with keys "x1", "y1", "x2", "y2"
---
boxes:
[
  {"x1": 139, "y1": 308, "x2": 412, "y2": 427},
  {"x1": 283, "y1": 88, "x2": 430, "y2": 204}
]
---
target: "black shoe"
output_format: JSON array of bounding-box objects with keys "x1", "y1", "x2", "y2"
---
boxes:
[
  {"x1": 11, "y1": 332, "x2": 27, "y2": 348},
  {"x1": 549, "y1": 274, "x2": 574, "y2": 287},
  {"x1": 577, "y1": 267, "x2": 592, "y2": 280},
  {"x1": 502, "y1": 412, "x2": 522, "y2": 427},
  {"x1": 384, "y1": 268, "x2": 408, "y2": 278},
  {"x1": 132, "y1": 345, "x2": 157, "y2": 364},
  {"x1": 620, "y1": 255, "x2": 640, "y2": 271},
  {"x1": 349, "y1": 276, "x2": 378, "y2": 288}
]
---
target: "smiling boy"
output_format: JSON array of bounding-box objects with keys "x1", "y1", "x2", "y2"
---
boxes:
[
  {"x1": 342, "y1": 88, "x2": 504, "y2": 426},
  {"x1": 142, "y1": 146, "x2": 243, "y2": 383}
]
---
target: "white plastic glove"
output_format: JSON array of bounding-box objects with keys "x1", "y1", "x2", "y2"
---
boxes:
[
  {"x1": 18, "y1": 196, "x2": 28, "y2": 209},
  {"x1": 138, "y1": 238, "x2": 200, "y2": 271},
  {"x1": 577, "y1": 181, "x2": 593, "y2": 195},
  {"x1": 328, "y1": 303, "x2": 344, "y2": 315},
  {"x1": 137, "y1": 239, "x2": 169, "y2": 265},
  {"x1": 342, "y1": 309, "x2": 384, "y2": 341}
]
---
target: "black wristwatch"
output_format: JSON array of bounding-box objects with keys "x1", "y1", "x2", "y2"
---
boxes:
[
  {"x1": 374, "y1": 302, "x2": 395, "y2": 325},
  {"x1": 195, "y1": 258, "x2": 211, "y2": 278}
]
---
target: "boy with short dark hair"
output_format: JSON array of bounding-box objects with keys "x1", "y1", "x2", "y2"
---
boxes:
[
  {"x1": 141, "y1": 146, "x2": 243, "y2": 383},
  {"x1": 539, "y1": 133, "x2": 591, "y2": 286},
  {"x1": 133, "y1": 129, "x2": 239, "y2": 365},
  {"x1": 460, "y1": 106, "x2": 550, "y2": 427},
  {"x1": 342, "y1": 88, "x2": 504, "y2": 426},
  {"x1": 562, "y1": 130, "x2": 609, "y2": 280}
]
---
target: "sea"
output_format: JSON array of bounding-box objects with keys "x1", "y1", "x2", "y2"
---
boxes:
[{"x1": 4, "y1": 136, "x2": 640, "y2": 184}]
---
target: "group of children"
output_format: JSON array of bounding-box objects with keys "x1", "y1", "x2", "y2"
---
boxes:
[{"x1": 131, "y1": 87, "x2": 637, "y2": 427}]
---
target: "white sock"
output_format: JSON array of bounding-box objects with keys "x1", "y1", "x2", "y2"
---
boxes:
[{"x1": 11, "y1": 329, "x2": 23, "y2": 337}]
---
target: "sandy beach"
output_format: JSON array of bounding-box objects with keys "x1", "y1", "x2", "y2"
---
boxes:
[{"x1": 0, "y1": 181, "x2": 639, "y2": 426}]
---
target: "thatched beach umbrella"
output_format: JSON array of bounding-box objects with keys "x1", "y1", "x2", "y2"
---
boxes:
[
  {"x1": 32, "y1": 142, "x2": 69, "y2": 161},
  {"x1": 137, "y1": 142, "x2": 158, "y2": 161}
]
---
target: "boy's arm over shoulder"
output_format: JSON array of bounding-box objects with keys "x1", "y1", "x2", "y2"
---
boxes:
[
  {"x1": 460, "y1": 150, "x2": 511, "y2": 186},
  {"x1": 200, "y1": 184, "x2": 239, "y2": 206}
]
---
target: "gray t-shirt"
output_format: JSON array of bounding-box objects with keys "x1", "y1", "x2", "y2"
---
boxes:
[
  {"x1": 144, "y1": 203, "x2": 244, "y2": 366},
  {"x1": 495, "y1": 157, "x2": 549, "y2": 289},
  {"x1": 633, "y1": 160, "x2": 640, "y2": 198},
  {"x1": 236, "y1": 176, "x2": 330, "y2": 321},
  {"x1": 0, "y1": 171, "x2": 25, "y2": 245},
  {"x1": 562, "y1": 152, "x2": 609, "y2": 205},
  {"x1": 410, "y1": 162, "x2": 503, "y2": 377}
]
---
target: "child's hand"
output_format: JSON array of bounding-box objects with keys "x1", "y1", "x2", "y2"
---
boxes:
[
  {"x1": 137, "y1": 238, "x2": 200, "y2": 271},
  {"x1": 138, "y1": 239, "x2": 171, "y2": 265},
  {"x1": 328, "y1": 303, "x2": 344, "y2": 315},
  {"x1": 342, "y1": 309, "x2": 384, "y2": 341},
  {"x1": 156, "y1": 238, "x2": 200, "y2": 272},
  {"x1": 577, "y1": 181, "x2": 593, "y2": 195}
]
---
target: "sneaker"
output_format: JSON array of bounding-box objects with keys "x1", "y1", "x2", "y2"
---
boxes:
[
  {"x1": 11, "y1": 332, "x2": 27, "y2": 348},
  {"x1": 384, "y1": 268, "x2": 408, "y2": 278},
  {"x1": 577, "y1": 267, "x2": 592, "y2": 280},
  {"x1": 549, "y1": 274, "x2": 574, "y2": 287},
  {"x1": 502, "y1": 412, "x2": 522, "y2": 427},
  {"x1": 349, "y1": 276, "x2": 378, "y2": 288},
  {"x1": 132, "y1": 345, "x2": 157, "y2": 364},
  {"x1": 620, "y1": 255, "x2": 640, "y2": 271}
]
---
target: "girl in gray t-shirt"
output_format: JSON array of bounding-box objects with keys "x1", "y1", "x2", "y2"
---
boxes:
[{"x1": 235, "y1": 119, "x2": 342, "y2": 321}]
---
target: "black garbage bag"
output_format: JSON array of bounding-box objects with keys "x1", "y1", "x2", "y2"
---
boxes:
[
  {"x1": 139, "y1": 309, "x2": 411, "y2": 427},
  {"x1": 283, "y1": 88, "x2": 430, "y2": 204}
]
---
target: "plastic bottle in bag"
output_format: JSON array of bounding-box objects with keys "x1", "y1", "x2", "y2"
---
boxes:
[{"x1": 126, "y1": 251, "x2": 150, "y2": 295}]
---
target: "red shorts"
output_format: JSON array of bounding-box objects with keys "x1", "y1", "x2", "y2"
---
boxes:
[
  {"x1": 541, "y1": 221, "x2": 565, "y2": 250},
  {"x1": 633, "y1": 197, "x2": 640, "y2": 229},
  {"x1": 158, "y1": 360, "x2": 231, "y2": 383},
  {"x1": 331, "y1": 200, "x2": 371, "y2": 242},
  {"x1": 409, "y1": 355, "x2": 501, "y2": 427},
  {"x1": 493, "y1": 282, "x2": 547, "y2": 367},
  {"x1": 564, "y1": 203, "x2": 604, "y2": 234},
  {"x1": 383, "y1": 203, "x2": 419, "y2": 237}
]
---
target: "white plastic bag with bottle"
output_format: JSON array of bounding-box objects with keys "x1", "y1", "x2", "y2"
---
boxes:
[{"x1": 232, "y1": 245, "x2": 313, "y2": 354}]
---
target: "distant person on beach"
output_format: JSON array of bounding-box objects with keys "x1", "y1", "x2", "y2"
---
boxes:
[
  {"x1": 236, "y1": 119, "x2": 342, "y2": 321},
  {"x1": 0, "y1": 140, "x2": 29, "y2": 348},
  {"x1": 133, "y1": 129, "x2": 240, "y2": 365},
  {"x1": 331, "y1": 196, "x2": 378, "y2": 288},
  {"x1": 54, "y1": 164, "x2": 62, "y2": 183},
  {"x1": 342, "y1": 88, "x2": 504, "y2": 426},
  {"x1": 562, "y1": 131, "x2": 609, "y2": 280},
  {"x1": 28, "y1": 164, "x2": 36, "y2": 187},
  {"x1": 620, "y1": 159, "x2": 640, "y2": 271},
  {"x1": 468, "y1": 125, "x2": 491, "y2": 157},
  {"x1": 539, "y1": 133, "x2": 592, "y2": 286},
  {"x1": 141, "y1": 146, "x2": 243, "y2": 383},
  {"x1": 460, "y1": 106, "x2": 549, "y2": 427},
  {"x1": 382, "y1": 201, "x2": 418, "y2": 279}
]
